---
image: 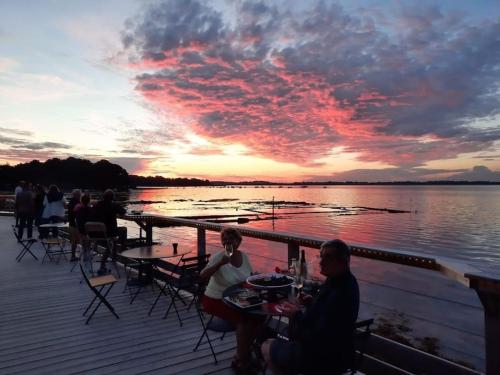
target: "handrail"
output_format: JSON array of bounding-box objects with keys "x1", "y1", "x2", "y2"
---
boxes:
[{"x1": 123, "y1": 213, "x2": 497, "y2": 289}]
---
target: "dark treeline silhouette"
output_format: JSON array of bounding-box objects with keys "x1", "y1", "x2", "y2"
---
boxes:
[
  {"x1": 129, "y1": 175, "x2": 210, "y2": 187},
  {"x1": 0, "y1": 157, "x2": 129, "y2": 190},
  {"x1": 1, "y1": 157, "x2": 498, "y2": 191}
]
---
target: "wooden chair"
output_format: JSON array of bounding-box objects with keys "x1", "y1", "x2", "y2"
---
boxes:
[
  {"x1": 79, "y1": 263, "x2": 119, "y2": 324},
  {"x1": 12, "y1": 225, "x2": 38, "y2": 262},
  {"x1": 350, "y1": 318, "x2": 374, "y2": 374}
]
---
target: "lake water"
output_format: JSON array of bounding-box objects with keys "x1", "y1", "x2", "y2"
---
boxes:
[{"x1": 126, "y1": 185, "x2": 500, "y2": 274}]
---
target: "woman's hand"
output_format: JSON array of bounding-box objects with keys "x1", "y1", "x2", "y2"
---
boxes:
[
  {"x1": 298, "y1": 292, "x2": 313, "y2": 306},
  {"x1": 280, "y1": 300, "x2": 301, "y2": 318}
]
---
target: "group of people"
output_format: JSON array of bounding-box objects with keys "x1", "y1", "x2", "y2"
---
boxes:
[
  {"x1": 15, "y1": 182, "x2": 67, "y2": 240},
  {"x1": 15, "y1": 182, "x2": 125, "y2": 275},
  {"x1": 200, "y1": 228, "x2": 360, "y2": 375}
]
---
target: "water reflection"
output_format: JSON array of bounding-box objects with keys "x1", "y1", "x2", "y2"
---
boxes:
[{"x1": 128, "y1": 186, "x2": 500, "y2": 272}]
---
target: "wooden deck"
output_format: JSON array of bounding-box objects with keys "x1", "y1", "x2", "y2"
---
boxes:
[{"x1": 0, "y1": 218, "x2": 237, "y2": 375}]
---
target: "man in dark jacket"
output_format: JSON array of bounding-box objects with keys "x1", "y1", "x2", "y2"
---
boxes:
[
  {"x1": 261, "y1": 239, "x2": 359, "y2": 375},
  {"x1": 92, "y1": 189, "x2": 126, "y2": 275},
  {"x1": 17, "y1": 182, "x2": 34, "y2": 239}
]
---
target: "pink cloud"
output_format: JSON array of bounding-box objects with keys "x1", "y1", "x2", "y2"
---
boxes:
[{"x1": 122, "y1": 0, "x2": 500, "y2": 167}]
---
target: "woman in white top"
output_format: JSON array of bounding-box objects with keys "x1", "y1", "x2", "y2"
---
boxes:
[
  {"x1": 200, "y1": 227, "x2": 261, "y2": 372},
  {"x1": 40, "y1": 184, "x2": 66, "y2": 238}
]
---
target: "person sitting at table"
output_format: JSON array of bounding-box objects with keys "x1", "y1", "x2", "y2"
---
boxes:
[
  {"x1": 261, "y1": 239, "x2": 359, "y2": 375},
  {"x1": 200, "y1": 227, "x2": 261, "y2": 373},
  {"x1": 92, "y1": 189, "x2": 126, "y2": 275}
]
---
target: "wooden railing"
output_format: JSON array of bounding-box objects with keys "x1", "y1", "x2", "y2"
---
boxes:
[{"x1": 123, "y1": 213, "x2": 499, "y2": 375}]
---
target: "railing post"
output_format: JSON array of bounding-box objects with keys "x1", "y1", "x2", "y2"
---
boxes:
[
  {"x1": 145, "y1": 222, "x2": 153, "y2": 245},
  {"x1": 469, "y1": 276, "x2": 500, "y2": 375},
  {"x1": 197, "y1": 228, "x2": 206, "y2": 257},
  {"x1": 288, "y1": 242, "x2": 299, "y2": 266}
]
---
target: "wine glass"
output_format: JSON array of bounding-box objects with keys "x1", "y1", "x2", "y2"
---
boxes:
[
  {"x1": 225, "y1": 244, "x2": 234, "y2": 257},
  {"x1": 293, "y1": 261, "x2": 304, "y2": 296}
]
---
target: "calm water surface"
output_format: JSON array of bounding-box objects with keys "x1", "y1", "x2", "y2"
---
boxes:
[{"x1": 127, "y1": 186, "x2": 500, "y2": 273}]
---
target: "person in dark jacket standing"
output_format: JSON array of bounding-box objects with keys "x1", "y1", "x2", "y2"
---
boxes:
[
  {"x1": 17, "y1": 182, "x2": 35, "y2": 239},
  {"x1": 261, "y1": 239, "x2": 360, "y2": 375},
  {"x1": 92, "y1": 189, "x2": 126, "y2": 275},
  {"x1": 33, "y1": 184, "x2": 46, "y2": 231},
  {"x1": 67, "y1": 189, "x2": 81, "y2": 261}
]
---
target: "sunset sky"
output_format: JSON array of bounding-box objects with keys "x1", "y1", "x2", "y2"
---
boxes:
[{"x1": 1, "y1": 0, "x2": 499, "y2": 182}]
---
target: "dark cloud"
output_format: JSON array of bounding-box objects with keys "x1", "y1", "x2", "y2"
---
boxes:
[
  {"x1": 308, "y1": 165, "x2": 500, "y2": 182},
  {"x1": 123, "y1": 0, "x2": 500, "y2": 166},
  {"x1": 0, "y1": 127, "x2": 32, "y2": 136},
  {"x1": 448, "y1": 165, "x2": 500, "y2": 181}
]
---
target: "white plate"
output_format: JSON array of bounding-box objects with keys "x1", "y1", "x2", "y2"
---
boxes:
[{"x1": 246, "y1": 272, "x2": 295, "y2": 289}]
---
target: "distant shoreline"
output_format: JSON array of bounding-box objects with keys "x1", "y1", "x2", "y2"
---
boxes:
[{"x1": 133, "y1": 181, "x2": 500, "y2": 188}]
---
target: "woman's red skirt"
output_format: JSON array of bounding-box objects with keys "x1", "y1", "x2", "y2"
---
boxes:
[{"x1": 202, "y1": 295, "x2": 244, "y2": 326}]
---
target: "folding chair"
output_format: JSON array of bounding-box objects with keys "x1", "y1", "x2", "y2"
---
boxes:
[
  {"x1": 193, "y1": 285, "x2": 235, "y2": 364},
  {"x1": 41, "y1": 238, "x2": 66, "y2": 263},
  {"x1": 85, "y1": 222, "x2": 120, "y2": 277},
  {"x1": 79, "y1": 263, "x2": 119, "y2": 324},
  {"x1": 151, "y1": 254, "x2": 210, "y2": 325},
  {"x1": 12, "y1": 225, "x2": 38, "y2": 262}
]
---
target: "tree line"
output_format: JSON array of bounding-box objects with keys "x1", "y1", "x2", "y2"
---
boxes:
[{"x1": 0, "y1": 157, "x2": 210, "y2": 190}]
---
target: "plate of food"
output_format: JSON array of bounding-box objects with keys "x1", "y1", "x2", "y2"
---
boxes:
[
  {"x1": 246, "y1": 272, "x2": 295, "y2": 289},
  {"x1": 224, "y1": 289, "x2": 266, "y2": 309}
]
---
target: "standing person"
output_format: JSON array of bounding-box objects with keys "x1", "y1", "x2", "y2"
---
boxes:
[
  {"x1": 75, "y1": 193, "x2": 93, "y2": 263},
  {"x1": 33, "y1": 184, "x2": 46, "y2": 233},
  {"x1": 200, "y1": 228, "x2": 261, "y2": 373},
  {"x1": 261, "y1": 239, "x2": 360, "y2": 375},
  {"x1": 14, "y1": 181, "x2": 24, "y2": 227},
  {"x1": 17, "y1": 182, "x2": 35, "y2": 240},
  {"x1": 67, "y1": 189, "x2": 81, "y2": 262},
  {"x1": 92, "y1": 189, "x2": 125, "y2": 275},
  {"x1": 41, "y1": 185, "x2": 66, "y2": 238}
]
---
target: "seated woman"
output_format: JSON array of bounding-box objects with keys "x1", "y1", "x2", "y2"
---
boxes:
[{"x1": 200, "y1": 227, "x2": 260, "y2": 373}]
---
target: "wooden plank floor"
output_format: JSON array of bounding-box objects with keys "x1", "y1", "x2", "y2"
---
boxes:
[{"x1": 0, "y1": 217, "x2": 237, "y2": 375}]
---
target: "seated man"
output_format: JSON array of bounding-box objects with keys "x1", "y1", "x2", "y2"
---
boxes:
[
  {"x1": 261, "y1": 239, "x2": 359, "y2": 375},
  {"x1": 92, "y1": 189, "x2": 126, "y2": 275}
]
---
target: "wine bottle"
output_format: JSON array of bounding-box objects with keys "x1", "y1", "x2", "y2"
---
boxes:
[{"x1": 300, "y1": 249, "x2": 307, "y2": 280}]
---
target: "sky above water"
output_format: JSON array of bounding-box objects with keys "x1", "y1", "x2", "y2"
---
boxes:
[{"x1": 1, "y1": 0, "x2": 500, "y2": 182}]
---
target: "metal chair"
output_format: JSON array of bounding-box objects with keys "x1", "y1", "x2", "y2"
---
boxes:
[
  {"x1": 84, "y1": 222, "x2": 120, "y2": 277},
  {"x1": 194, "y1": 313, "x2": 236, "y2": 364},
  {"x1": 40, "y1": 237, "x2": 66, "y2": 263},
  {"x1": 12, "y1": 225, "x2": 38, "y2": 262},
  {"x1": 192, "y1": 283, "x2": 235, "y2": 364},
  {"x1": 79, "y1": 263, "x2": 119, "y2": 324},
  {"x1": 154, "y1": 254, "x2": 211, "y2": 325}
]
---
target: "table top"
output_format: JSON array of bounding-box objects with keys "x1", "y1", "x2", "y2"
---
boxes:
[
  {"x1": 39, "y1": 223, "x2": 68, "y2": 228},
  {"x1": 222, "y1": 283, "x2": 291, "y2": 316},
  {"x1": 121, "y1": 245, "x2": 191, "y2": 260}
]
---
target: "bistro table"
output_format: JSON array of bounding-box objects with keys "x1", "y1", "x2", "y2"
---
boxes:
[
  {"x1": 39, "y1": 222, "x2": 69, "y2": 228},
  {"x1": 121, "y1": 245, "x2": 191, "y2": 304}
]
